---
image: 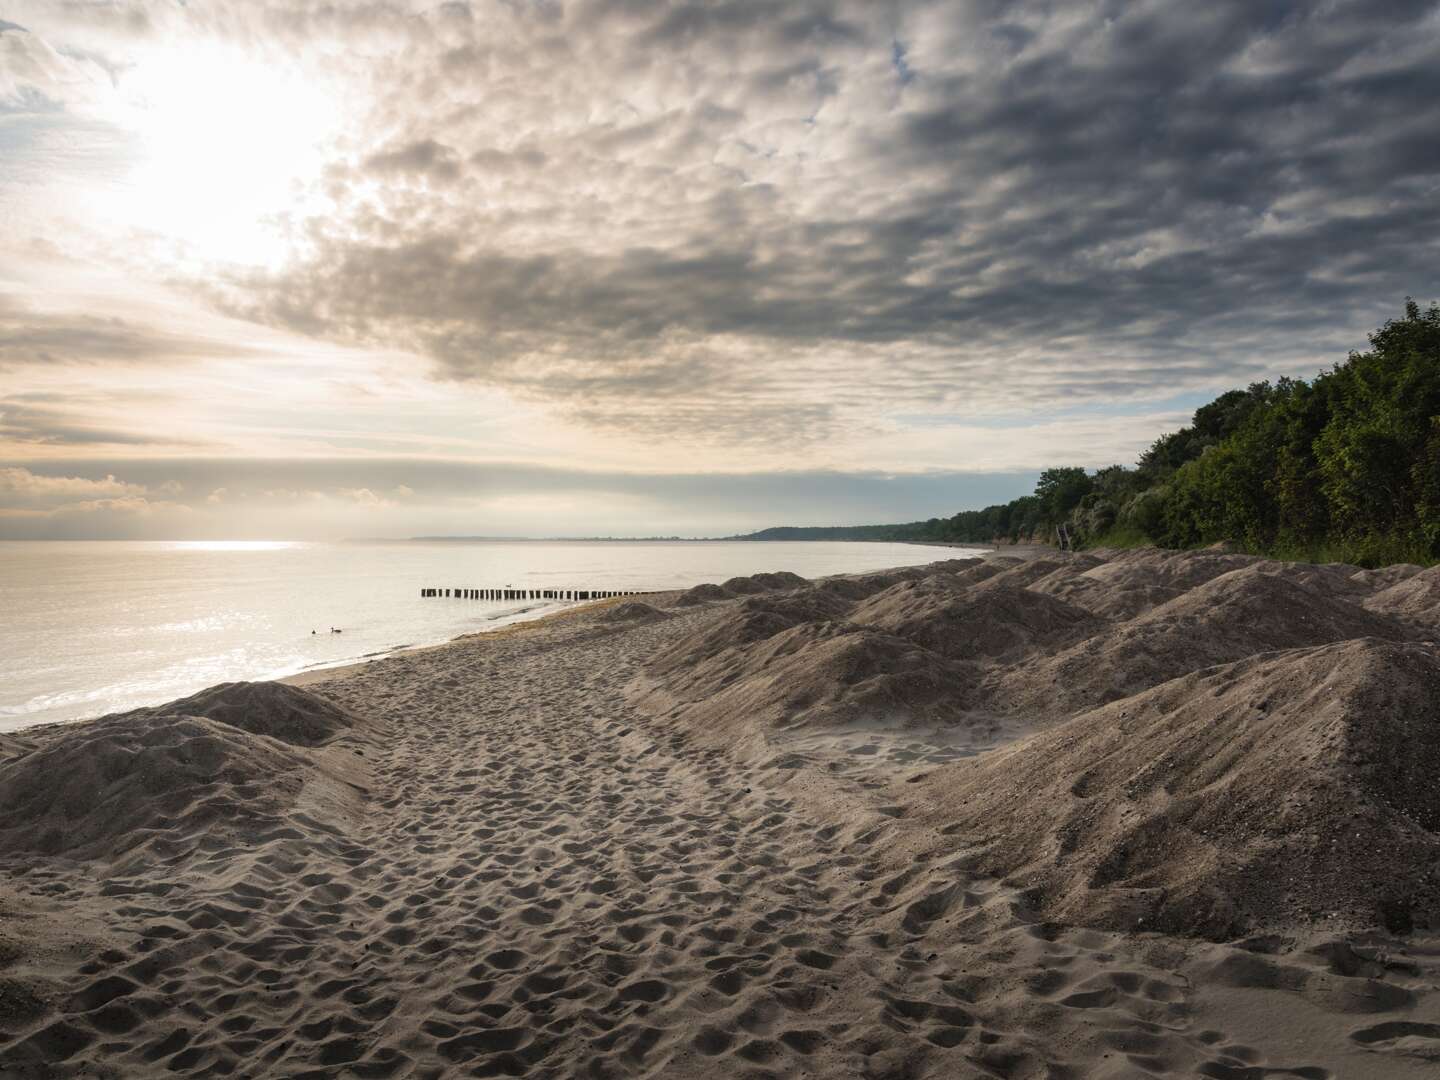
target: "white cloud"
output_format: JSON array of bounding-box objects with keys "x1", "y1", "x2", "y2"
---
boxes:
[{"x1": 0, "y1": 466, "x2": 146, "y2": 503}]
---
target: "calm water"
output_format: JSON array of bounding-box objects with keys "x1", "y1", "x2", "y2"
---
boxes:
[{"x1": 0, "y1": 540, "x2": 973, "y2": 731}]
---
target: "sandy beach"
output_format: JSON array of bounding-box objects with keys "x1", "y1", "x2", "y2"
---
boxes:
[{"x1": 2, "y1": 548, "x2": 1439, "y2": 1078}]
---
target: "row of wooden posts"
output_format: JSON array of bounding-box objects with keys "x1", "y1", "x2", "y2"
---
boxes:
[{"x1": 421, "y1": 587, "x2": 647, "y2": 601}]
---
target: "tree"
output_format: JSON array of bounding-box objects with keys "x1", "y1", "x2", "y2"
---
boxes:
[
  {"x1": 854, "y1": 299, "x2": 1438, "y2": 561},
  {"x1": 1035, "y1": 467, "x2": 1093, "y2": 521}
]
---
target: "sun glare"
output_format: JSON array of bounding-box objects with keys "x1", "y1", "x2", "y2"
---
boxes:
[
  {"x1": 161, "y1": 541, "x2": 306, "y2": 552},
  {"x1": 103, "y1": 43, "x2": 343, "y2": 269}
]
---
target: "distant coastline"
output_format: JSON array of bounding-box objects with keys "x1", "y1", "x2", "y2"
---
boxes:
[{"x1": 361, "y1": 534, "x2": 989, "y2": 545}]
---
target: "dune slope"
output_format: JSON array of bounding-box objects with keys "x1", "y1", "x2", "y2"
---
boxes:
[{"x1": 915, "y1": 639, "x2": 1440, "y2": 938}]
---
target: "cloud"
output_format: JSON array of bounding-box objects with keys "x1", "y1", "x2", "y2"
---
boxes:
[
  {"x1": 3, "y1": 1, "x2": 1438, "y2": 476},
  {"x1": 191, "y1": 0, "x2": 1440, "y2": 446},
  {"x1": 337, "y1": 486, "x2": 399, "y2": 507},
  {"x1": 0, "y1": 465, "x2": 146, "y2": 503},
  {"x1": 0, "y1": 466, "x2": 192, "y2": 536},
  {"x1": 0, "y1": 398, "x2": 194, "y2": 446},
  {"x1": 0, "y1": 294, "x2": 254, "y2": 369},
  {"x1": 361, "y1": 139, "x2": 463, "y2": 183},
  {"x1": 0, "y1": 464, "x2": 194, "y2": 536}
]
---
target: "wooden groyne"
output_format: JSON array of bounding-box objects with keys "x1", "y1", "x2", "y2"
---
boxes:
[{"x1": 420, "y1": 587, "x2": 653, "y2": 601}]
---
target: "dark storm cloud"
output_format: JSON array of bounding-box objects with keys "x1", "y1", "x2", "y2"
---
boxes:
[{"x1": 216, "y1": 0, "x2": 1439, "y2": 444}]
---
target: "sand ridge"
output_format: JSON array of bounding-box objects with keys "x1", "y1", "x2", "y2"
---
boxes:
[{"x1": 1, "y1": 549, "x2": 1438, "y2": 1077}]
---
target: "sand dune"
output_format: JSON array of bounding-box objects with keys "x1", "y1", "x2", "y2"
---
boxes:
[
  {"x1": 0, "y1": 683, "x2": 368, "y2": 867},
  {"x1": 2, "y1": 547, "x2": 1439, "y2": 1078},
  {"x1": 849, "y1": 578, "x2": 1101, "y2": 662},
  {"x1": 992, "y1": 563, "x2": 1418, "y2": 716},
  {"x1": 914, "y1": 639, "x2": 1440, "y2": 938},
  {"x1": 1364, "y1": 564, "x2": 1440, "y2": 622},
  {"x1": 648, "y1": 619, "x2": 981, "y2": 741}
]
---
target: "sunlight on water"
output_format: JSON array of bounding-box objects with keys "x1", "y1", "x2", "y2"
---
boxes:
[
  {"x1": 0, "y1": 539, "x2": 977, "y2": 731},
  {"x1": 160, "y1": 540, "x2": 306, "y2": 552}
]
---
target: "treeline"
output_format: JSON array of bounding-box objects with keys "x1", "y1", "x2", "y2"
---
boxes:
[{"x1": 738, "y1": 300, "x2": 1440, "y2": 566}]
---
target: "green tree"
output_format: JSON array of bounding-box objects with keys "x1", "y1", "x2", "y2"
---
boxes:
[
  {"x1": 823, "y1": 300, "x2": 1439, "y2": 564},
  {"x1": 1035, "y1": 467, "x2": 1093, "y2": 522},
  {"x1": 1314, "y1": 299, "x2": 1440, "y2": 551}
]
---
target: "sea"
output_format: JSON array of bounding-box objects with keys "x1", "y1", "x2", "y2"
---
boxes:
[{"x1": 0, "y1": 539, "x2": 977, "y2": 732}]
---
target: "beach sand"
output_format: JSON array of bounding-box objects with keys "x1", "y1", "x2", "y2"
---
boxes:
[{"x1": 2, "y1": 548, "x2": 1439, "y2": 1078}]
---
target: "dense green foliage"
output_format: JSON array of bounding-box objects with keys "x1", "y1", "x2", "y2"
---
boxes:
[{"x1": 737, "y1": 301, "x2": 1440, "y2": 566}]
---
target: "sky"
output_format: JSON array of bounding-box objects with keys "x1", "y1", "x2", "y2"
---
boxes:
[{"x1": 2, "y1": 0, "x2": 1438, "y2": 539}]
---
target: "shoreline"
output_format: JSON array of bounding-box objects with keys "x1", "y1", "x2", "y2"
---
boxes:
[
  {"x1": 279, "y1": 594, "x2": 641, "y2": 688},
  {"x1": 3, "y1": 541, "x2": 981, "y2": 735}
]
